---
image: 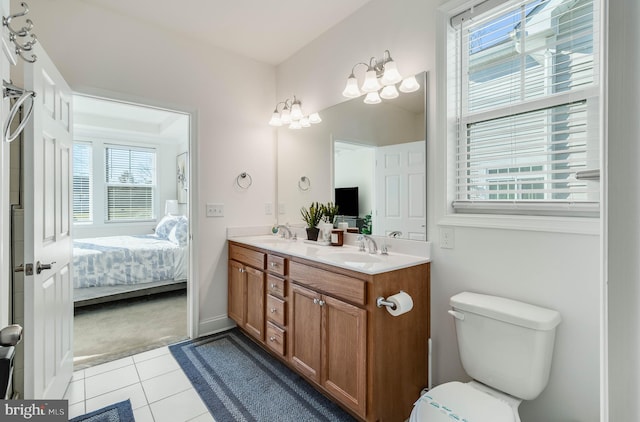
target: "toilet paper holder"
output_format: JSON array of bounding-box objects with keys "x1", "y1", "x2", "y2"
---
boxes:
[{"x1": 376, "y1": 291, "x2": 406, "y2": 310}]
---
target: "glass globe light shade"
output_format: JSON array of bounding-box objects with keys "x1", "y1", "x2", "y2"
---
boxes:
[
  {"x1": 361, "y1": 69, "x2": 382, "y2": 93},
  {"x1": 363, "y1": 91, "x2": 382, "y2": 104},
  {"x1": 289, "y1": 120, "x2": 302, "y2": 129},
  {"x1": 290, "y1": 101, "x2": 303, "y2": 121},
  {"x1": 300, "y1": 116, "x2": 311, "y2": 127},
  {"x1": 308, "y1": 112, "x2": 322, "y2": 124},
  {"x1": 380, "y1": 84, "x2": 399, "y2": 100},
  {"x1": 380, "y1": 60, "x2": 402, "y2": 85},
  {"x1": 268, "y1": 112, "x2": 282, "y2": 126},
  {"x1": 342, "y1": 75, "x2": 362, "y2": 98},
  {"x1": 399, "y1": 75, "x2": 420, "y2": 93},
  {"x1": 280, "y1": 108, "x2": 292, "y2": 124}
]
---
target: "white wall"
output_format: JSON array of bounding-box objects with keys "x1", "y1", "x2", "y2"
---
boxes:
[
  {"x1": 607, "y1": 1, "x2": 640, "y2": 420},
  {"x1": 23, "y1": 0, "x2": 277, "y2": 334},
  {"x1": 276, "y1": 0, "x2": 601, "y2": 421}
]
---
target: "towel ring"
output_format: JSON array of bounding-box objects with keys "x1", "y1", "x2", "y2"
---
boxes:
[
  {"x1": 3, "y1": 80, "x2": 36, "y2": 143},
  {"x1": 236, "y1": 172, "x2": 252, "y2": 189},
  {"x1": 298, "y1": 176, "x2": 311, "y2": 191}
]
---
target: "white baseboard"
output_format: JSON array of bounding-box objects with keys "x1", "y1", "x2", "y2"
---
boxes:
[{"x1": 197, "y1": 315, "x2": 236, "y2": 338}]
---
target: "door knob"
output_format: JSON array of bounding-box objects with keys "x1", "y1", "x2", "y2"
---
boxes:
[{"x1": 36, "y1": 261, "x2": 55, "y2": 274}]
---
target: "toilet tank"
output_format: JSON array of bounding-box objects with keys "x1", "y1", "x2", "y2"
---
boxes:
[{"x1": 450, "y1": 292, "x2": 561, "y2": 401}]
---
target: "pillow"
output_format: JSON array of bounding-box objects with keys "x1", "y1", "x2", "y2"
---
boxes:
[
  {"x1": 155, "y1": 215, "x2": 180, "y2": 239},
  {"x1": 168, "y1": 216, "x2": 188, "y2": 246}
]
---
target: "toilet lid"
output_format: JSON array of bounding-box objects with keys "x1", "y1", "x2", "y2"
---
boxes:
[{"x1": 410, "y1": 382, "x2": 516, "y2": 422}]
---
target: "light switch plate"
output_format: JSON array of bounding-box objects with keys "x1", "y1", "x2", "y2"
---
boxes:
[{"x1": 206, "y1": 203, "x2": 224, "y2": 217}]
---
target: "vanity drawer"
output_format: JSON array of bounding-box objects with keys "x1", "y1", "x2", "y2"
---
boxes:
[
  {"x1": 267, "y1": 254, "x2": 287, "y2": 276},
  {"x1": 229, "y1": 244, "x2": 265, "y2": 269},
  {"x1": 266, "y1": 294, "x2": 286, "y2": 326},
  {"x1": 290, "y1": 261, "x2": 366, "y2": 306},
  {"x1": 266, "y1": 322, "x2": 286, "y2": 356},
  {"x1": 267, "y1": 275, "x2": 285, "y2": 298}
]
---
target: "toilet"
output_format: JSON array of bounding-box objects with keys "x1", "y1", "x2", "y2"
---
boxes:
[{"x1": 410, "y1": 292, "x2": 561, "y2": 422}]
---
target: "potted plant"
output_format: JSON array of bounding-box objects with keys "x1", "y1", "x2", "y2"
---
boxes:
[
  {"x1": 322, "y1": 202, "x2": 339, "y2": 226},
  {"x1": 300, "y1": 202, "x2": 324, "y2": 241}
]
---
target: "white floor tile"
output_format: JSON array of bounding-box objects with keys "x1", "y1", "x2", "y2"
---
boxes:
[
  {"x1": 132, "y1": 405, "x2": 155, "y2": 422},
  {"x1": 71, "y1": 369, "x2": 85, "y2": 381},
  {"x1": 142, "y1": 369, "x2": 192, "y2": 403},
  {"x1": 136, "y1": 353, "x2": 180, "y2": 381},
  {"x1": 149, "y1": 389, "x2": 208, "y2": 422},
  {"x1": 67, "y1": 401, "x2": 85, "y2": 420},
  {"x1": 133, "y1": 346, "x2": 170, "y2": 364},
  {"x1": 85, "y1": 382, "x2": 148, "y2": 412},
  {"x1": 63, "y1": 379, "x2": 85, "y2": 405},
  {"x1": 85, "y1": 364, "x2": 140, "y2": 398},
  {"x1": 188, "y1": 411, "x2": 215, "y2": 422},
  {"x1": 84, "y1": 356, "x2": 135, "y2": 378}
]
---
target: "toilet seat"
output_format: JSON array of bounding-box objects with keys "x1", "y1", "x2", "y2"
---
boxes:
[{"x1": 409, "y1": 381, "x2": 516, "y2": 422}]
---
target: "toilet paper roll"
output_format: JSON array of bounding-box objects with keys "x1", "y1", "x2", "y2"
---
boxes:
[{"x1": 386, "y1": 291, "x2": 414, "y2": 316}]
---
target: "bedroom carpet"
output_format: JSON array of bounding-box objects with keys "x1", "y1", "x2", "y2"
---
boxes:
[
  {"x1": 170, "y1": 328, "x2": 355, "y2": 422},
  {"x1": 74, "y1": 290, "x2": 187, "y2": 370}
]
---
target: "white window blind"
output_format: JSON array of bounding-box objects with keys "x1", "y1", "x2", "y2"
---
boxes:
[
  {"x1": 73, "y1": 142, "x2": 93, "y2": 222},
  {"x1": 451, "y1": 0, "x2": 600, "y2": 216},
  {"x1": 105, "y1": 145, "x2": 156, "y2": 221}
]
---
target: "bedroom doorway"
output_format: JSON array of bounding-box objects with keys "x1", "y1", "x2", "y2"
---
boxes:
[{"x1": 71, "y1": 95, "x2": 192, "y2": 369}]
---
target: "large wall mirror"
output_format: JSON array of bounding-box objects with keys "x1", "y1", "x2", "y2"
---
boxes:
[{"x1": 277, "y1": 71, "x2": 427, "y2": 241}]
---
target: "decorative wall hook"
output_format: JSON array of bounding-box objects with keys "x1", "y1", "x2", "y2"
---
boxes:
[
  {"x1": 3, "y1": 80, "x2": 36, "y2": 143},
  {"x1": 3, "y1": 2, "x2": 38, "y2": 63},
  {"x1": 298, "y1": 176, "x2": 311, "y2": 191}
]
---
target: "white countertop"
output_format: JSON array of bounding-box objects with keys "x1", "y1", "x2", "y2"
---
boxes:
[{"x1": 229, "y1": 234, "x2": 430, "y2": 275}]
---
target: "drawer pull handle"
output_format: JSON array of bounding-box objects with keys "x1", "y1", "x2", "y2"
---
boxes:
[
  {"x1": 313, "y1": 298, "x2": 319, "y2": 305},
  {"x1": 270, "y1": 308, "x2": 276, "y2": 313},
  {"x1": 270, "y1": 283, "x2": 277, "y2": 288},
  {"x1": 238, "y1": 268, "x2": 245, "y2": 273},
  {"x1": 318, "y1": 300, "x2": 325, "y2": 307},
  {"x1": 270, "y1": 262, "x2": 277, "y2": 267},
  {"x1": 269, "y1": 336, "x2": 276, "y2": 342}
]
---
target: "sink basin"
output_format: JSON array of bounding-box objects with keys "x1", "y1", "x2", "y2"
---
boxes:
[{"x1": 323, "y1": 252, "x2": 381, "y2": 264}]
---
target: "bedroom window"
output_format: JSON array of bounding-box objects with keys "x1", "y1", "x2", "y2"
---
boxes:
[
  {"x1": 105, "y1": 145, "x2": 156, "y2": 221},
  {"x1": 73, "y1": 142, "x2": 93, "y2": 222},
  {"x1": 449, "y1": 0, "x2": 600, "y2": 217}
]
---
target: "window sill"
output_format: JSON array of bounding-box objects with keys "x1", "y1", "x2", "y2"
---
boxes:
[{"x1": 437, "y1": 213, "x2": 600, "y2": 235}]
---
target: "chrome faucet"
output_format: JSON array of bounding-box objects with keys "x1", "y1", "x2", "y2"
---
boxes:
[
  {"x1": 277, "y1": 225, "x2": 294, "y2": 239},
  {"x1": 388, "y1": 230, "x2": 403, "y2": 238},
  {"x1": 358, "y1": 234, "x2": 378, "y2": 254}
]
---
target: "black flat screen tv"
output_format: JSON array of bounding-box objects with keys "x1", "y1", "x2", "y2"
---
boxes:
[{"x1": 335, "y1": 187, "x2": 359, "y2": 217}]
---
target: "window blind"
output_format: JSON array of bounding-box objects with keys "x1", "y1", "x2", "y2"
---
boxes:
[
  {"x1": 73, "y1": 142, "x2": 93, "y2": 222},
  {"x1": 451, "y1": 0, "x2": 600, "y2": 216},
  {"x1": 105, "y1": 145, "x2": 156, "y2": 221}
]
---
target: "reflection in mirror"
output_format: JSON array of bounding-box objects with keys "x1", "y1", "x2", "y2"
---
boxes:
[{"x1": 277, "y1": 71, "x2": 427, "y2": 241}]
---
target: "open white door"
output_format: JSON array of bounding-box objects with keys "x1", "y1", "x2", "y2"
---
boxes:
[
  {"x1": 21, "y1": 43, "x2": 74, "y2": 399},
  {"x1": 374, "y1": 141, "x2": 426, "y2": 241}
]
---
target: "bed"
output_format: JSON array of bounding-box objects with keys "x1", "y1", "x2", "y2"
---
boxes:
[{"x1": 73, "y1": 215, "x2": 188, "y2": 305}]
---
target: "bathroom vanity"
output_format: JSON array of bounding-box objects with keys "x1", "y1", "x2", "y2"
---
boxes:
[{"x1": 227, "y1": 236, "x2": 430, "y2": 422}]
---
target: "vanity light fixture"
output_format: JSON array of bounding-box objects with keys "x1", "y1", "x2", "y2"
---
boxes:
[
  {"x1": 268, "y1": 96, "x2": 322, "y2": 129},
  {"x1": 342, "y1": 50, "x2": 419, "y2": 103}
]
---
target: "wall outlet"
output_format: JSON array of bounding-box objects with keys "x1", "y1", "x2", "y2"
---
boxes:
[
  {"x1": 440, "y1": 227, "x2": 454, "y2": 249},
  {"x1": 206, "y1": 203, "x2": 224, "y2": 217},
  {"x1": 265, "y1": 203, "x2": 273, "y2": 215},
  {"x1": 278, "y1": 203, "x2": 286, "y2": 215}
]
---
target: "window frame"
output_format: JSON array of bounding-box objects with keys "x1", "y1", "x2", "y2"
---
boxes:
[
  {"x1": 436, "y1": 0, "x2": 602, "y2": 234},
  {"x1": 445, "y1": 0, "x2": 601, "y2": 218}
]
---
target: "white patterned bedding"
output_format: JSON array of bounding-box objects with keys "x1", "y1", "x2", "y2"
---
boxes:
[{"x1": 73, "y1": 215, "x2": 188, "y2": 289}]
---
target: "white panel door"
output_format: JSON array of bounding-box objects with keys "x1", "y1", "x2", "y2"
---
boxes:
[
  {"x1": 22, "y1": 43, "x2": 74, "y2": 399},
  {"x1": 374, "y1": 141, "x2": 426, "y2": 240}
]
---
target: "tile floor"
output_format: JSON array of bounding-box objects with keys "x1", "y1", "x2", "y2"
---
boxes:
[{"x1": 64, "y1": 345, "x2": 214, "y2": 422}]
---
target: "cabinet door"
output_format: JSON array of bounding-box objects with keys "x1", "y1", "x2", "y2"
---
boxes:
[
  {"x1": 245, "y1": 266, "x2": 265, "y2": 341},
  {"x1": 291, "y1": 284, "x2": 322, "y2": 383},
  {"x1": 228, "y1": 260, "x2": 245, "y2": 326},
  {"x1": 322, "y1": 295, "x2": 367, "y2": 417}
]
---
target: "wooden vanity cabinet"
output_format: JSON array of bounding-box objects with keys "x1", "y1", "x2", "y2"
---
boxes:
[
  {"x1": 228, "y1": 240, "x2": 430, "y2": 422},
  {"x1": 228, "y1": 244, "x2": 266, "y2": 341},
  {"x1": 290, "y1": 264, "x2": 367, "y2": 416}
]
